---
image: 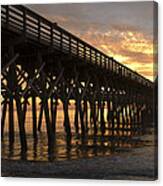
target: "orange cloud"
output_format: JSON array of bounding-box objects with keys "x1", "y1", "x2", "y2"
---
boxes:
[
  {"x1": 27, "y1": 2, "x2": 156, "y2": 81},
  {"x1": 74, "y1": 25, "x2": 156, "y2": 81}
]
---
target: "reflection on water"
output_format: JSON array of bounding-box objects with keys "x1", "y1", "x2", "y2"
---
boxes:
[
  {"x1": 1, "y1": 102, "x2": 151, "y2": 162},
  {"x1": 2, "y1": 131, "x2": 148, "y2": 161}
]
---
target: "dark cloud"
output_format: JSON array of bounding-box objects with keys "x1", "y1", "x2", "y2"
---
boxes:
[{"x1": 27, "y1": 1, "x2": 154, "y2": 36}]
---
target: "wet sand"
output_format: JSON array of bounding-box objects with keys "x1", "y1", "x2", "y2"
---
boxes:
[
  {"x1": 1, "y1": 135, "x2": 157, "y2": 180},
  {"x1": 1, "y1": 127, "x2": 157, "y2": 180}
]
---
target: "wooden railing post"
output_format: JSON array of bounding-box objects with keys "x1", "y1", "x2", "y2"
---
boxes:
[
  {"x1": 77, "y1": 40, "x2": 79, "y2": 56},
  {"x1": 23, "y1": 8, "x2": 26, "y2": 34},
  {"x1": 60, "y1": 32, "x2": 63, "y2": 51},
  {"x1": 104, "y1": 57, "x2": 107, "y2": 70},
  {"x1": 69, "y1": 36, "x2": 71, "y2": 54},
  {"x1": 84, "y1": 45, "x2": 86, "y2": 61},
  {"x1": 50, "y1": 24, "x2": 53, "y2": 46},
  {"x1": 95, "y1": 52, "x2": 97, "y2": 65},
  {"x1": 100, "y1": 54, "x2": 102, "y2": 67},
  {"x1": 90, "y1": 48, "x2": 92, "y2": 63},
  {"x1": 38, "y1": 17, "x2": 41, "y2": 41},
  {"x1": 6, "y1": 5, "x2": 9, "y2": 26},
  {"x1": 107, "y1": 58, "x2": 109, "y2": 70},
  {"x1": 110, "y1": 58, "x2": 113, "y2": 72}
]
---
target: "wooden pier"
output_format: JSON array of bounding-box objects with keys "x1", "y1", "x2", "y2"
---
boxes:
[{"x1": 1, "y1": 5, "x2": 154, "y2": 153}]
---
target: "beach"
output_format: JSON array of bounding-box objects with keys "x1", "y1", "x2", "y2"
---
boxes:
[{"x1": 1, "y1": 131, "x2": 157, "y2": 180}]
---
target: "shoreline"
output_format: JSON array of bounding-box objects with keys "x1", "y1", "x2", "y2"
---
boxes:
[{"x1": 1, "y1": 144, "x2": 157, "y2": 180}]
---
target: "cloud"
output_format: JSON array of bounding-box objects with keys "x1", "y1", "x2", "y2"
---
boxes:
[
  {"x1": 75, "y1": 25, "x2": 155, "y2": 81},
  {"x1": 27, "y1": 2, "x2": 156, "y2": 81}
]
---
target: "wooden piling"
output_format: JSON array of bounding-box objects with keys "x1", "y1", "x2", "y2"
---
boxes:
[
  {"x1": 38, "y1": 103, "x2": 43, "y2": 131},
  {"x1": 32, "y1": 95, "x2": 37, "y2": 140},
  {"x1": 43, "y1": 98, "x2": 55, "y2": 148},
  {"x1": 83, "y1": 100, "x2": 88, "y2": 132},
  {"x1": 107, "y1": 99, "x2": 112, "y2": 135},
  {"x1": 16, "y1": 97, "x2": 27, "y2": 152},
  {"x1": 1, "y1": 100, "x2": 7, "y2": 140},
  {"x1": 116, "y1": 108, "x2": 121, "y2": 136},
  {"x1": 111, "y1": 99, "x2": 115, "y2": 136},
  {"x1": 63, "y1": 100, "x2": 72, "y2": 140},
  {"x1": 79, "y1": 100, "x2": 85, "y2": 136},
  {"x1": 8, "y1": 47, "x2": 16, "y2": 146},
  {"x1": 93, "y1": 101, "x2": 98, "y2": 134},
  {"x1": 107, "y1": 99, "x2": 110, "y2": 123},
  {"x1": 100, "y1": 99, "x2": 105, "y2": 136},
  {"x1": 74, "y1": 99, "x2": 79, "y2": 135},
  {"x1": 124, "y1": 104, "x2": 129, "y2": 136},
  {"x1": 22, "y1": 98, "x2": 28, "y2": 125},
  {"x1": 89, "y1": 100, "x2": 97, "y2": 134},
  {"x1": 128, "y1": 103, "x2": 133, "y2": 136},
  {"x1": 51, "y1": 97, "x2": 58, "y2": 133},
  {"x1": 8, "y1": 95, "x2": 14, "y2": 146},
  {"x1": 121, "y1": 105, "x2": 126, "y2": 136}
]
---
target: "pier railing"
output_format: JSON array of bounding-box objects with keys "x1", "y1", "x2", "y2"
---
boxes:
[{"x1": 1, "y1": 5, "x2": 153, "y2": 88}]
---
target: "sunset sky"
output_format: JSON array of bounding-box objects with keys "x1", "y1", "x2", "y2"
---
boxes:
[{"x1": 27, "y1": 1, "x2": 157, "y2": 81}]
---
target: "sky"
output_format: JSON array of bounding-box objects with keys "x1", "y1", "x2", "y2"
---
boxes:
[{"x1": 27, "y1": 1, "x2": 157, "y2": 81}]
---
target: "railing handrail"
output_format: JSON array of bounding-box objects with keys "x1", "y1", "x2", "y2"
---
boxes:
[{"x1": 1, "y1": 5, "x2": 153, "y2": 88}]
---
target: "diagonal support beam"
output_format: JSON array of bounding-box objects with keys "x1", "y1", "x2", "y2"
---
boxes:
[{"x1": 2, "y1": 53, "x2": 19, "y2": 73}]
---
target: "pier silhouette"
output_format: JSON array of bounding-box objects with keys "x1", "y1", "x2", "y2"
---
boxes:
[{"x1": 1, "y1": 5, "x2": 154, "y2": 155}]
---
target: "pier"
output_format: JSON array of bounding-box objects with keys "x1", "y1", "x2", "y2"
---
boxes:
[{"x1": 1, "y1": 5, "x2": 154, "y2": 154}]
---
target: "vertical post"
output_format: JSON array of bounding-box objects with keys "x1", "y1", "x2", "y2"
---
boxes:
[
  {"x1": 95, "y1": 51, "x2": 97, "y2": 65},
  {"x1": 128, "y1": 90, "x2": 133, "y2": 136},
  {"x1": 22, "y1": 96, "x2": 29, "y2": 125},
  {"x1": 124, "y1": 104, "x2": 129, "y2": 136},
  {"x1": 79, "y1": 100, "x2": 85, "y2": 136},
  {"x1": 38, "y1": 103, "x2": 43, "y2": 131},
  {"x1": 111, "y1": 98, "x2": 115, "y2": 137},
  {"x1": 60, "y1": 32, "x2": 63, "y2": 51},
  {"x1": 69, "y1": 36, "x2": 71, "y2": 54},
  {"x1": 128, "y1": 103, "x2": 133, "y2": 136},
  {"x1": 32, "y1": 95, "x2": 37, "y2": 140},
  {"x1": 116, "y1": 96, "x2": 120, "y2": 135},
  {"x1": 43, "y1": 98, "x2": 55, "y2": 148},
  {"x1": 118, "y1": 107, "x2": 122, "y2": 136},
  {"x1": 110, "y1": 58, "x2": 113, "y2": 72},
  {"x1": 1, "y1": 101, "x2": 7, "y2": 140},
  {"x1": 8, "y1": 92, "x2": 14, "y2": 147},
  {"x1": 63, "y1": 99, "x2": 71, "y2": 140},
  {"x1": 91, "y1": 100, "x2": 97, "y2": 134},
  {"x1": 96, "y1": 99, "x2": 99, "y2": 122},
  {"x1": 132, "y1": 103, "x2": 137, "y2": 136},
  {"x1": 77, "y1": 40, "x2": 79, "y2": 57},
  {"x1": 50, "y1": 24, "x2": 53, "y2": 46},
  {"x1": 23, "y1": 8, "x2": 26, "y2": 33},
  {"x1": 51, "y1": 96, "x2": 58, "y2": 133},
  {"x1": 38, "y1": 17, "x2": 41, "y2": 41},
  {"x1": 84, "y1": 45, "x2": 86, "y2": 61},
  {"x1": 84, "y1": 100, "x2": 88, "y2": 132},
  {"x1": 100, "y1": 54, "x2": 102, "y2": 67},
  {"x1": 107, "y1": 99, "x2": 110, "y2": 124},
  {"x1": 16, "y1": 97, "x2": 27, "y2": 152},
  {"x1": 121, "y1": 105, "x2": 125, "y2": 136},
  {"x1": 90, "y1": 48, "x2": 92, "y2": 63},
  {"x1": 74, "y1": 98, "x2": 79, "y2": 135},
  {"x1": 40, "y1": 52, "x2": 55, "y2": 148},
  {"x1": 100, "y1": 98, "x2": 105, "y2": 136},
  {"x1": 8, "y1": 47, "x2": 15, "y2": 147},
  {"x1": 6, "y1": 5, "x2": 9, "y2": 25}
]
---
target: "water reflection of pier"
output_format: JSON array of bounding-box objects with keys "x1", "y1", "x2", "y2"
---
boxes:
[
  {"x1": 2, "y1": 129, "x2": 147, "y2": 161},
  {"x1": 1, "y1": 5, "x2": 154, "y2": 157}
]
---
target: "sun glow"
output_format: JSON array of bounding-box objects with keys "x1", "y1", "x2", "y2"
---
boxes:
[{"x1": 78, "y1": 29, "x2": 155, "y2": 81}]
